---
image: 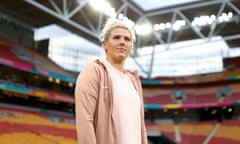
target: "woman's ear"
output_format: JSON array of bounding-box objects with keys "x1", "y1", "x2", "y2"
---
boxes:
[{"x1": 102, "y1": 41, "x2": 107, "y2": 53}]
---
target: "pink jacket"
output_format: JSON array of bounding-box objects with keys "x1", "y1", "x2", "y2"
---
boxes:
[{"x1": 75, "y1": 59, "x2": 148, "y2": 144}]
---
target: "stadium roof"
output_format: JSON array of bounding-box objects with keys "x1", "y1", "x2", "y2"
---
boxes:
[{"x1": 0, "y1": 0, "x2": 239, "y2": 49}]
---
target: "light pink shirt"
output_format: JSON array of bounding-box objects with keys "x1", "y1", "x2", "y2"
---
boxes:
[{"x1": 103, "y1": 60, "x2": 142, "y2": 144}]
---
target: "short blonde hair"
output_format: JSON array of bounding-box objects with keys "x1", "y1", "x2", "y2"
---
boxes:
[{"x1": 99, "y1": 18, "x2": 136, "y2": 50}]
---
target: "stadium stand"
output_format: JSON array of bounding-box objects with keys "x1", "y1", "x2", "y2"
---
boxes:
[
  {"x1": 0, "y1": 16, "x2": 77, "y2": 142},
  {"x1": 146, "y1": 119, "x2": 240, "y2": 144},
  {"x1": 0, "y1": 39, "x2": 75, "y2": 112},
  {"x1": 0, "y1": 106, "x2": 76, "y2": 144},
  {"x1": 1, "y1": 1, "x2": 240, "y2": 144},
  {"x1": 143, "y1": 66, "x2": 240, "y2": 143},
  {"x1": 1, "y1": 35, "x2": 240, "y2": 144}
]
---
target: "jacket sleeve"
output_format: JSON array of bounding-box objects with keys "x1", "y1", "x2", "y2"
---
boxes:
[{"x1": 75, "y1": 62, "x2": 99, "y2": 144}]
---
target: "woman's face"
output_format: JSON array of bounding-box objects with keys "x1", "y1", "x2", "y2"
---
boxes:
[{"x1": 103, "y1": 27, "x2": 132, "y2": 63}]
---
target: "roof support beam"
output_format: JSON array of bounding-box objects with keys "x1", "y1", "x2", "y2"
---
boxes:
[
  {"x1": 115, "y1": 2, "x2": 128, "y2": 16},
  {"x1": 23, "y1": 0, "x2": 239, "y2": 50},
  {"x1": 48, "y1": 0, "x2": 62, "y2": 15},
  {"x1": 62, "y1": 0, "x2": 68, "y2": 16},
  {"x1": 208, "y1": 2, "x2": 226, "y2": 38},
  {"x1": 147, "y1": 45, "x2": 156, "y2": 79},
  {"x1": 144, "y1": 0, "x2": 230, "y2": 17},
  {"x1": 223, "y1": 34, "x2": 240, "y2": 41},
  {"x1": 176, "y1": 10, "x2": 205, "y2": 39},
  {"x1": 79, "y1": 10, "x2": 96, "y2": 32},
  {"x1": 167, "y1": 12, "x2": 177, "y2": 46},
  {"x1": 24, "y1": 0, "x2": 98, "y2": 38},
  {"x1": 96, "y1": 13, "x2": 104, "y2": 33},
  {"x1": 121, "y1": 0, "x2": 143, "y2": 16},
  {"x1": 227, "y1": 1, "x2": 240, "y2": 15},
  {"x1": 67, "y1": 1, "x2": 87, "y2": 18}
]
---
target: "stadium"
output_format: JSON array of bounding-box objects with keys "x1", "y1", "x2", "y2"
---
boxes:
[{"x1": 0, "y1": 0, "x2": 240, "y2": 144}]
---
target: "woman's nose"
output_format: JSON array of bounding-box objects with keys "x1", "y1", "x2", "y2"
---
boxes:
[{"x1": 119, "y1": 38, "x2": 126, "y2": 44}]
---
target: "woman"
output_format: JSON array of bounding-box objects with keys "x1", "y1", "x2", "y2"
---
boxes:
[{"x1": 75, "y1": 18, "x2": 148, "y2": 144}]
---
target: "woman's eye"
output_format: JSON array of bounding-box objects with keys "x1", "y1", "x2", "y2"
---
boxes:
[
  {"x1": 112, "y1": 36, "x2": 130, "y2": 41},
  {"x1": 113, "y1": 36, "x2": 120, "y2": 39},
  {"x1": 125, "y1": 37, "x2": 130, "y2": 41}
]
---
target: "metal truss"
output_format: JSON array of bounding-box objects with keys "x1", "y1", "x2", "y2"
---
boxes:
[{"x1": 24, "y1": 0, "x2": 240, "y2": 47}]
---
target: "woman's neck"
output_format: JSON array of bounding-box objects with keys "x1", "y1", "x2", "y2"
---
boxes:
[{"x1": 106, "y1": 58, "x2": 125, "y2": 73}]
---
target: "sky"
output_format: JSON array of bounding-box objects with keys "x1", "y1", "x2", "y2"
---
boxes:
[{"x1": 34, "y1": 24, "x2": 71, "y2": 41}]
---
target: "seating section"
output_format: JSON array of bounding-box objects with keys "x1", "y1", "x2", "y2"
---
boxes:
[
  {"x1": 144, "y1": 94, "x2": 173, "y2": 105},
  {"x1": 144, "y1": 82, "x2": 240, "y2": 105},
  {"x1": 0, "y1": 44, "x2": 33, "y2": 67},
  {"x1": 1, "y1": 39, "x2": 240, "y2": 144},
  {"x1": 19, "y1": 45, "x2": 73, "y2": 77},
  {"x1": 2, "y1": 108, "x2": 239, "y2": 144},
  {"x1": 147, "y1": 120, "x2": 240, "y2": 144},
  {"x1": 210, "y1": 119, "x2": 240, "y2": 143},
  {"x1": 0, "y1": 108, "x2": 77, "y2": 144},
  {"x1": 0, "y1": 43, "x2": 73, "y2": 77}
]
